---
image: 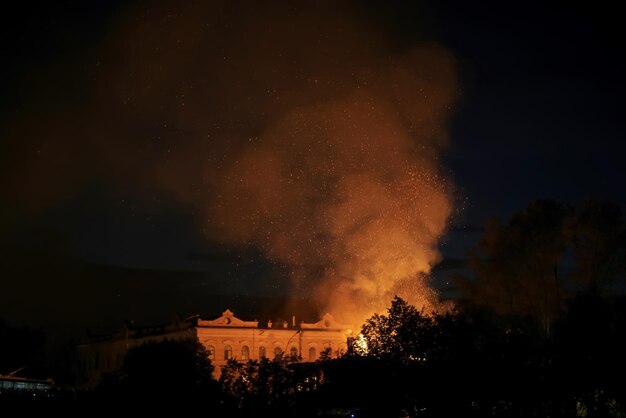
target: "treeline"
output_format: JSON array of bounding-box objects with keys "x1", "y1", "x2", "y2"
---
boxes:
[
  {"x1": 89, "y1": 291, "x2": 626, "y2": 416},
  {"x1": 90, "y1": 200, "x2": 625, "y2": 416},
  {"x1": 10, "y1": 199, "x2": 625, "y2": 415},
  {"x1": 456, "y1": 199, "x2": 625, "y2": 330}
]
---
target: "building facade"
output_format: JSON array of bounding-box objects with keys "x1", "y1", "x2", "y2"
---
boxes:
[
  {"x1": 197, "y1": 310, "x2": 351, "y2": 372},
  {"x1": 77, "y1": 310, "x2": 351, "y2": 385}
]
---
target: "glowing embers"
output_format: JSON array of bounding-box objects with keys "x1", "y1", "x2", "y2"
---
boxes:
[{"x1": 356, "y1": 333, "x2": 368, "y2": 354}]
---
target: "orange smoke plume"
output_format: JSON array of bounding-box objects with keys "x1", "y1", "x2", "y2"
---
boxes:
[
  {"x1": 2, "y1": 2, "x2": 458, "y2": 326},
  {"x1": 209, "y1": 48, "x2": 457, "y2": 325}
]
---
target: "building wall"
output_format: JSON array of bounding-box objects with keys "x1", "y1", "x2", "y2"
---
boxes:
[
  {"x1": 77, "y1": 311, "x2": 352, "y2": 384},
  {"x1": 196, "y1": 326, "x2": 349, "y2": 373}
]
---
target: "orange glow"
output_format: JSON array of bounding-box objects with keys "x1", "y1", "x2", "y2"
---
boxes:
[
  {"x1": 0, "y1": 3, "x2": 462, "y2": 330},
  {"x1": 196, "y1": 7, "x2": 459, "y2": 328},
  {"x1": 211, "y1": 89, "x2": 455, "y2": 328},
  {"x1": 2, "y1": 2, "x2": 457, "y2": 326},
  {"x1": 356, "y1": 333, "x2": 368, "y2": 354}
]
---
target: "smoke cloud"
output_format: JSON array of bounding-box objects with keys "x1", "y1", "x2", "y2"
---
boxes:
[{"x1": 2, "y1": 1, "x2": 457, "y2": 324}]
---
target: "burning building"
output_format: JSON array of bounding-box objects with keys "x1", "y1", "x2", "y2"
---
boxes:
[{"x1": 77, "y1": 309, "x2": 351, "y2": 385}]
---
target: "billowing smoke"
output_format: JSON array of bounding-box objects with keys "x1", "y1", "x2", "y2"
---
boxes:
[
  {"x1": 2, "y1": 2, "x2": 457, "y2": 325},
  {"x1": 211, "y1": 85, "x2": 455, "y2": 324}
]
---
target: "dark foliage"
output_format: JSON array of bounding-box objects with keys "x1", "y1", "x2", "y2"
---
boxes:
[
  {"x1": 96, "y1": 338, "x2": 220, "y2": 404},
  {"x1": 457, "y1": 200, "x2": 626, "y2": 336},
  {"x1": 337, "y1": 296, "x2": 625, "y2": 417}
]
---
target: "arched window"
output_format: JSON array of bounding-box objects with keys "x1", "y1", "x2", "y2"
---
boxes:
[
  {"x1": 274, "y1": 346, "x2": 282, "y2": 359},
  {"x1": 308, "y1": 347, "x2": 317, "y2": 361},
  {"x1": 207, "y1": 345, "x2": 215, "y2": 360},
  {"x1": 290, "y1": 346, "x2": 298, "y2": 359},
  {"x1": 224, "y1": 345, "x2": 233, "y2": 360},
  {"x1": 259, "y1": 346, "x2": 266, "y2": 359},
  {"x1": 241, "y1": 345, "x2": 250, "y2": 361}
]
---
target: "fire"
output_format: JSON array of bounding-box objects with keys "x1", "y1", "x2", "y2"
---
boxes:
[
  {"x1": 212, "y1": 92, "x2": 455, "y2": 328},
  {"x1": 100, "y1": 3, "x2": 458, "y2": 328},
  {"x1": 356, "y1": 333, "x2": 368, "y2": 354},
  {"x1": 201, "y1": 6, "x2": 457, "y2": 328},
  {"x1": 0, "y1": 2, "x2": 458, "y2": 331}
]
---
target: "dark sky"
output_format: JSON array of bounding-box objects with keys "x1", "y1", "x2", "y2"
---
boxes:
[{"x1": 1, "y1": 1, "x2": 624, "y2": 328}]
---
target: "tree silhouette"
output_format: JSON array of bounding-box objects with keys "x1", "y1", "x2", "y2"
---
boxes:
[
  {"x1": 97, "y1": 338, "x2": 216, "y2": 400},
  {"x1": 458, "y1": 199, "x2": 626, "y2": 336},
  {"x1": 457, "y1": 200, "x2": 569, "y2": 332},
  {"x1": 358, "y1": 296, "x2": 433, "y2": 363},
  {"x1": 569, "y1": 200, "x2": 626, "y2": 291},
  {"x1": 219, "y1": 356, "x2": 297, "y2": 411}
]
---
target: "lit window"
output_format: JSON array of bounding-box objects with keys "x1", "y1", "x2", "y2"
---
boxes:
[
  {"x1": 309, "y1": 347, "x2": 317, "y2": 361},
  {"x1": 224, "y1": 345, "x2": 233, "y2": 360},
  {"x1": 274, "y1": 346, "x2": 282, "y2": 359},
  {"x1": 259, "y1": 346, "x2": 266, "y2": 359},
  {"x1": 207, "y1": 345, "x2": 215, "y2": 360},
  {"x1": 290, "y1": 346, "x2": 298, "y2": 358},
  {"x1": 242, "y1": 345, "x2": 250, "y2": 361}
]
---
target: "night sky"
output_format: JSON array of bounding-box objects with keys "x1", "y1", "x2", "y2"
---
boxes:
[{"x1": 1, "y1": 1, "x2": 625, "y2": 330}]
